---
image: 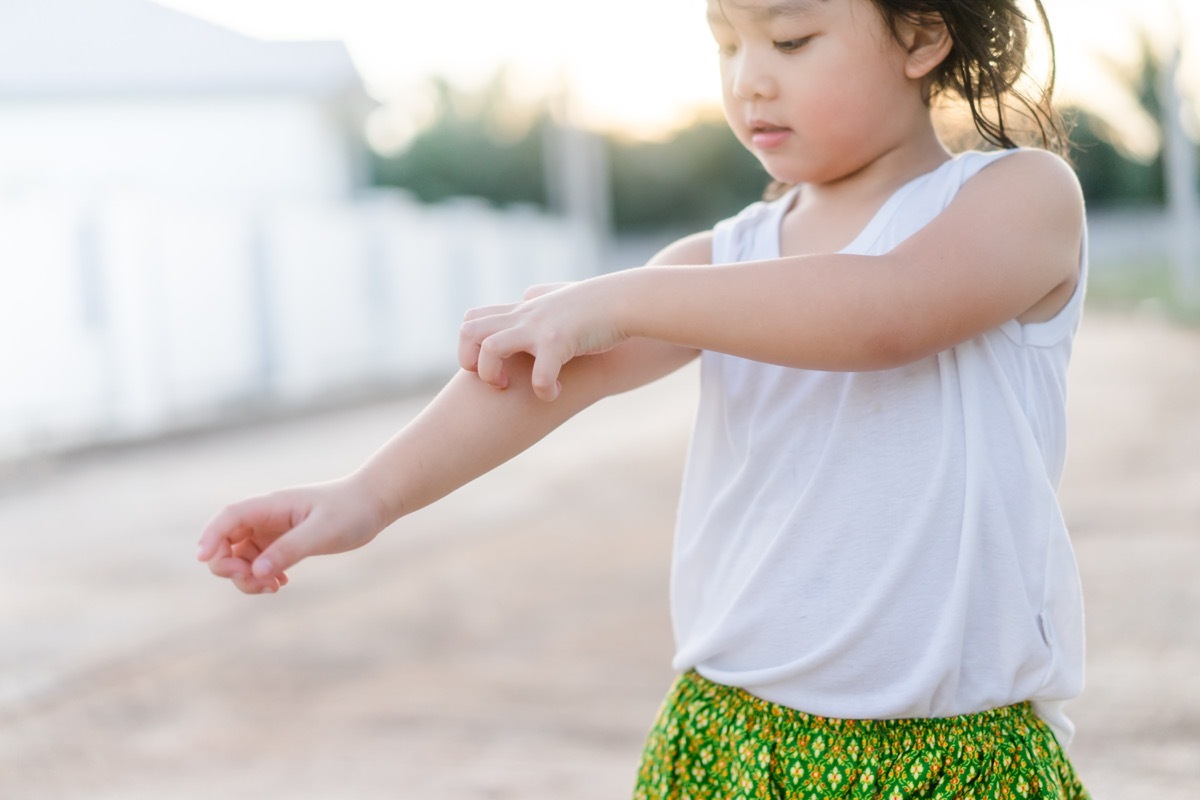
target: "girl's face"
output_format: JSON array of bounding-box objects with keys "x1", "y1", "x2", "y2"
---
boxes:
[{"x1": 708, "y1": 0, "x2": 926, "y2": 186}]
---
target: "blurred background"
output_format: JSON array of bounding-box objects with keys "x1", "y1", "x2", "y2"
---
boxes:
[{"x1": 0, "y1": 1, "x2": 1198, "y2": 798}]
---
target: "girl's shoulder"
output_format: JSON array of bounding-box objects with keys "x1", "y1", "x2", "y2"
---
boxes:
[
  {"x1": 647, "y1": 229, "x2": 714, "y2": 268},
  {"x1": 889, "y1": 146, "x2": 1085, "y2": 335},
  {"x1": 960, "y1": 147, "x2": 1082, "y2": 205},
  {"x1": 902, "y1": 148, "x2": 1083, "y2": 239},
  {"x1": 907, "y1": 148, "x2": 1084, "y2": 257}
]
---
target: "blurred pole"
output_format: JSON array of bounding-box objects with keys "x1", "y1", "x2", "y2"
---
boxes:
[
  {"x1": 1158, "y1": 24, "x2": 1200, "y2": 309},
  {"x1": 543, "y1": 79, "x2": 611, "y2": 278}
]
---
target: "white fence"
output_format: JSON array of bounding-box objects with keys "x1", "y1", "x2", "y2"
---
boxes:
[{"x1": 0, "y1": 189, "x2": 599, "y2": 461}]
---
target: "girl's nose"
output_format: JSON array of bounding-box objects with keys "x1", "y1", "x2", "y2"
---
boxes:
[{"x1": 730, "y1": 54, "x2": 777, "y2": 101}]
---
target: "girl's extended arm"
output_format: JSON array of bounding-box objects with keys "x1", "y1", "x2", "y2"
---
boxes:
[
  {"x1": 196, "y1": 234, "x2": 708, "y2": 594},
  {"x1": 461, "y1": 151, "x2": 1085, "y2": 401}
]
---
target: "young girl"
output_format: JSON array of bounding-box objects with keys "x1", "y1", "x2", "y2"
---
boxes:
[{"x1": 198, "y1": 0, "x2": 1091, "y2": 796}]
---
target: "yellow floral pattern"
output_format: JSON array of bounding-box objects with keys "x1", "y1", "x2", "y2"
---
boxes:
[{"x1": 634, "y1": 671, "x2": 1090, "y2": 800}]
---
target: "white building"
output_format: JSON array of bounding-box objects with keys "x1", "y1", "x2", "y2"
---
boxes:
[
  {"x1": 0, "y1": 0, "x2": 371, "y2": 202},
  {"x1": 0, "y1": 1, "x2": 592, "y2": 461}
]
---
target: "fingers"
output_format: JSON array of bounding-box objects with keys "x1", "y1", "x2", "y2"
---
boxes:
[
  {"x1": 459, "y1": 291, "x2": 584, "y2": 401},
  {"x1": 461, "y1": 314, "x2": 568, "y2": 396},
  {"x1": 205, "y1": 538, "x2": 287, "y2": 595},
  {"x1": 459, "y1": 314, "x2": 519, "y2": 388},
  {"x1": 248, "y1": 516, "x2": 327, "y2": 582},
  {"x1": 530, "y1": 356, "x2": 564, "y2": 402},
  {"x1": 475, "y1": 331, "x2": 567, "y2": 401},
  {"x1": 462, "y1": 302, "x2": 519, "y2": 322},
  {"x1": 523, "y1": 282, "x2": 570, "y2": 300},
  {"x1": 475, "y1": 332, "x2": 515, "y2": 389},
  {"x1": 231, "y1": 571, "x2": 285, "y2": 595},
  {"x1": 198, "y1": 479, "x2": 384, "y2": 595},
  {"x1": 459, "y1": 303, "x2": 520, "y2": 373},
  {"x1": 209, "y1": 551, "x2": 287, "y2": 594},
  {"x1": 457, "y1": 332, "x2": 480, "y2": 373},
  {"x1": 196, "y1": 492, "x2": 311, "y2": 594},
  {"x1": 196, "y1": 495, "x2": 289, "y2": 561},
  {"x1": 196, "y1": 509, "x2": 245, "y2": 562}
]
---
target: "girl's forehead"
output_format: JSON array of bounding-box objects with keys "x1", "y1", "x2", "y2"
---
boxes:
[{"x1": 707, "y1": 0, "x2": 828, "y2": 25}]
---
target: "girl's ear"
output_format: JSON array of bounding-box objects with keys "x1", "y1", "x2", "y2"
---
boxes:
[{"x1": 899, "y1": 14, "x2": 952, "y2": 81}]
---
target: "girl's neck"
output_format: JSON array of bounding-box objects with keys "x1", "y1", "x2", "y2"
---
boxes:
[
  {"x1": 797, "y1": 125, "x2": 951, "y2": 212},
  {"x1": 779, "y1": 123, "x2": 951, "y2": 257}
]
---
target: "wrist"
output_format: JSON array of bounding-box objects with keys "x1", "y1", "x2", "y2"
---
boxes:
[
  {"x1": 344, "y1": 466, "x2": 402, "y2": 532},
  {"x1": 597, "y1": 266, "x2": 649, "y2": 342}
]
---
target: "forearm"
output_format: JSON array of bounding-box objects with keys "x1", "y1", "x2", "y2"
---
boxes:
[
  {"x1": 611, "y1": 256, "x2": 912, "y2": 371},
  {"x1": 196, "y1": 344, "x2": 692, "y2": 594},
  {"x1": 352, "y1": 341, "x2": 694, "y2": 527}
]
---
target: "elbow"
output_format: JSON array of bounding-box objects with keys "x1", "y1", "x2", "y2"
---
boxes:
[
  {"x1": 812, "y1": 260, "x2": 946, "y2": 371},
  {"x1": 855, "y1": 310, "x2": 943, "y2": 370}
]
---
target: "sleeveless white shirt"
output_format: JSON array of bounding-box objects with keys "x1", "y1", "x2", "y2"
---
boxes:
[{"x1": 671, "y1": 150, "x2": 1087, "y2": 746}]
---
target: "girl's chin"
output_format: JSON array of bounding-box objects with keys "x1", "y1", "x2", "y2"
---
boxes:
[{"x1": 754, "y1": 159, "x2": 810, "y2": 188}]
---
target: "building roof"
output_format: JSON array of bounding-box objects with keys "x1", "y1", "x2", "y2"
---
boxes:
[{"x1": 0, "y1": 0, "x2": 364, "y2": 98}]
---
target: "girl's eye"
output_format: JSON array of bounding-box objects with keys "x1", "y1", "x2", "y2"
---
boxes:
[{"x1": 774, "y1": 37, "x2": 812, "y2": 53}]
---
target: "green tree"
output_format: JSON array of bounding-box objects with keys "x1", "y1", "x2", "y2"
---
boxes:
[
  {"x1": 370, "y1": 75, "x2": 549, "y2": 208},
  {"x1": 608, "y1": 119, "x2": 769, "y2": 232},
  {"x1": 1065, "y1": 31, "x2": 1179, "y2": 209},
  {"x1": 370, "y1": 76, "x2": 770, "y2": 232},
  {"x1": 1066, "y1": 106, "x2": 1164, "y2": 208}
]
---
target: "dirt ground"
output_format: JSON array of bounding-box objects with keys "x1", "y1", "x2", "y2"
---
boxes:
[{"x1": 0, "y1": 310, "x2": 1197, "y2": 799}]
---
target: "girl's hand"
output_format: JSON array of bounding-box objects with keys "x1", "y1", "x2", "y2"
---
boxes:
[
  {"x1": 196, "y1": 476, "x2": 387, "y2": 595},
  {"x1": 458, "y1": 276, "x2": 628, "y2": 402}
]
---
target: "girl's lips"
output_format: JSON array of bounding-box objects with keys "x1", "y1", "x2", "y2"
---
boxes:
[{"x1": 750, "y1": 127, "x2": 792, "y2": 149}]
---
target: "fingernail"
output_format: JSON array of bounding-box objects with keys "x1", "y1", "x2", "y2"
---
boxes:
[
  {"x1": 196, "y1": 545, "x2": 207, "y2": 561},
  {"x1": 252, "y1": 557, "x2": 274, "y2": 578}
]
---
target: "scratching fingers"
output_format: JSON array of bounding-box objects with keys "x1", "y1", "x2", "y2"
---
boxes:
[
  {"x1": 523, "y1": 282, "x2": 570, "y2": 300},
  {"x1": 475, "y1": 333, "x2": 521, "y2": 389},
  {"x1": 530, "y1": 354, "x2": 565, "y2": 402},
  {"x1": 462, "y1": 302, "x2": 519, "y2": 322},
  {"x1": 459, "y1": 303, "x2": 522, "y2": 371}
]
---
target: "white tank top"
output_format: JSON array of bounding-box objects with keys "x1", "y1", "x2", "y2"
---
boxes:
[{"x1": 671, "y1": 150, "x2": 1087, "y2": 746}]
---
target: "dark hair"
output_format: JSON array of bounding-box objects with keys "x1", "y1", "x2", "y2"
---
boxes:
[{"x1": 870, "y1": 0, "x2": 1066, "y2": 156}]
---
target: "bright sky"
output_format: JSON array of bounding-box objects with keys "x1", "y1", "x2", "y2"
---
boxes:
[{"x1": 156, "y1": 0, "x2": 1200, "y2": 150}]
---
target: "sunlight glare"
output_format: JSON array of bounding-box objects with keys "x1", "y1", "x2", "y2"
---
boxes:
[{"x1": 151, "y1": 0, "x2": 1200, "y2": 142}]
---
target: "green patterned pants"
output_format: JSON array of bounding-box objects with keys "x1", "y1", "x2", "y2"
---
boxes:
[{"x1": 634, "y1": 670, "x2": 1090, "y2": 800}]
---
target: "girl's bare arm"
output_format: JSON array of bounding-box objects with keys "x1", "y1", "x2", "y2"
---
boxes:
[
  {"x1": 196, "y1": 233, "x2": 708, "y2": 594},
  {"x1": 462, "y1": 151, "x2": 1085, "y2": 401}
]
